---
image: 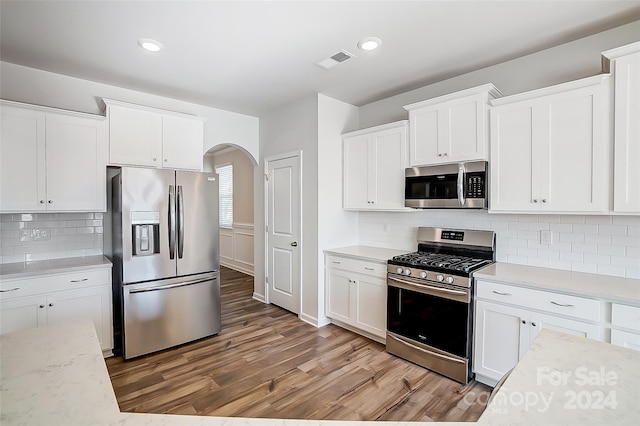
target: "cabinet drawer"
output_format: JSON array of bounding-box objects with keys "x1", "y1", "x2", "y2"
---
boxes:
[
  {"x1": 325, "y1": 255, "x2": 386, "y2": 277},
  {"x1": 611, "y1": 329, "x2": 640, "y2": 351},
  {"x1": 0, "y1": 269, "x2": 110, "y2": 300},
  {"x1": 611, "y1": 303, "x2": 640, "y2": 332},
  {"x1": 476, "y1": 280, "x2": 600, "y2": 322}
]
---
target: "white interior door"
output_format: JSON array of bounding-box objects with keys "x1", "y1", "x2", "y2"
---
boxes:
[{"x1": 266, "y1": 154, "x2": 301, "y2": 314}]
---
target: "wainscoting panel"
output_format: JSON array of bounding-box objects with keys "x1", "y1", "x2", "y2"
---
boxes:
[{"x1": 219, "y1": 223, "x2": 254, "y2": 276}]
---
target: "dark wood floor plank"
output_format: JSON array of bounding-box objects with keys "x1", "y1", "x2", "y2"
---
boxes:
[{"x1": 106, "y1": 266, "x2": 490, "y2": 421}]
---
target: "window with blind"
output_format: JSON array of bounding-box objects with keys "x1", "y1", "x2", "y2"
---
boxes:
[{"x1": 216, "y1": 164, "x2": 233, "y2": 228}]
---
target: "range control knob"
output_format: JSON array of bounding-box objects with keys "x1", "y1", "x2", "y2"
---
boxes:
[
  {"x1": 396, "y1": 267, "x2": 403, "y2": 274},
  {"x1": 420, "y1": 271, "x2": 427, "y2": 279},
  {"x1": 436, "y1": 274, "x2": 444, "y2": 282},
  {"x1": 446, "y1": 276, "x2": 455, "y2": 284},
  {"x1": 403, "y1": 268, "x2": 412, "y2": 276}
]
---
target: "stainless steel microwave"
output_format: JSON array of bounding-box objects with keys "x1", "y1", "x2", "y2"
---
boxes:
[{"x1": 405, "y1": 161, "x2": 488, "y2": 209}]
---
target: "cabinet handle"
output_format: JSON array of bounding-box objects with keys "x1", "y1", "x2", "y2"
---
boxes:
[
  {"x1": 533, "y1": 199, "x2": 538, "y2": 203},
  {"x1": 48, "y1": 200, "x2": 53, "y2": 204},
  {"x1": 49, "y1": 303, "x2": 54, "y2": 307},
  {"x1": 443, "y1": 153, "x2": 448, "y2": 156},
  {"x1": 492, "y1": 290, "x2": 511, "y2": 296},
  {"x1": 70, "y1": 278, "x2": 88, "y2": 283},
  {"x1": 39, "y1": 200, "x2": 45, "y2": 204},
  {"x1": 532, "y1": 322, "x2": 537, "y2": 327},
  {"x1": 39, "y1": 304, "x2": 45, "y2": 309},
  {"x1": 438, "y1": 153, "x2": 442, "y2": 157},
  {"x1": 164, "y1": 159, "x2": 168, "y2": 163},
  {"x1": 550, "y1": 301, "x2": 574, "y2": 308},
  {"x1": 364, "y1": 267, "x2": 374, "y2": 271},
  {"x1": 521, "y1": 320, "x2": 526, "y2": 324},
  {"x1": 542, "y1": 199, "x2": 547, "y2": 203},
  {"x1": 0, "y1": 287, "x2": 20, "y2": 293},
  {"x1": 332, "y1": 261, "x2": 341, "y2": 264}
]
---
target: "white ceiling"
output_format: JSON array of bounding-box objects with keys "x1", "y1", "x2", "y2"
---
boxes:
[{"x1": 1, "y1": 1, "x2": 639, "y2": 117}]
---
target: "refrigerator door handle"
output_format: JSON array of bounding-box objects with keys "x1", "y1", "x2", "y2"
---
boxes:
[
  {"x1": 128, "y1": 276, "x2": 216, "y2": 294},
  {"x1": 177, "y1": 185, "x2": 185, "y2": 259},
  {"x1": 168, "y1": 185, "x2": 176, "y2": 260}
]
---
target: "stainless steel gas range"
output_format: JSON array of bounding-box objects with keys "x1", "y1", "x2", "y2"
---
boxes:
[{"x1": 386, "y1": 227, "x2": 495, "y2": 384}]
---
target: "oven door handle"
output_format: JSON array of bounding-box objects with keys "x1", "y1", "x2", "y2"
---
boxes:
[
  {"x1": 388, "y1": 276, "x2": 468, "y2": 297},
  {"x1": 388, "y1": 333, "x2": 465, "y2": 365}
]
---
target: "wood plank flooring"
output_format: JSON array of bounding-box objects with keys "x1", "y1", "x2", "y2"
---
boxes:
[{"x1": 106, "y1": 266, "x2": 491, "y2": 421}]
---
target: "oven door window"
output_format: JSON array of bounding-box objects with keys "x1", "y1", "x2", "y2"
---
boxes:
[
  {"x1": 405, "y1": 173, "x2": 458, "y2": 200},
  {"x1": 387, "y1": 286, "x2": 470, "y2": 358}
]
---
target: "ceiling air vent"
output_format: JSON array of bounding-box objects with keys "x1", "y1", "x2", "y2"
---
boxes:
[{"x1": 315, "y1": 49, "x2": 355, "y2": 70}]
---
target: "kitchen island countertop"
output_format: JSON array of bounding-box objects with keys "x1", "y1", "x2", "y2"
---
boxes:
[
  {"x1": 2, "y1": 320, "x2": 639, "y2": 425},
  {"x1": 478, "y1": 329, "x2": 640, "y2": 425}
]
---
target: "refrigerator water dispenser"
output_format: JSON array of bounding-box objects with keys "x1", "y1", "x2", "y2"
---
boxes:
[{"x1": 131, "y1": 211, "x2": 160, "y2": 256}]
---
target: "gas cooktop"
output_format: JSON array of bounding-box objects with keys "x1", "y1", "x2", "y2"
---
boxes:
[{"x1": 389, "y1": 251, "x2": 494, "y2": 274}]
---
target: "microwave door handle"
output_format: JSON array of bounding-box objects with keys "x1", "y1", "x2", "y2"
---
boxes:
[
  {"x1": 168, "y1": 185, "x2": 175, "y2": 260},
  {"x1": 457, "y1": 163, "x2": 466, "y2": 206}
]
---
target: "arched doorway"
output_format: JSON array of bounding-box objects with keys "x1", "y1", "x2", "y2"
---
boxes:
[{"x1": 204, "y1": 144, "x2": 256, "y2": 276}]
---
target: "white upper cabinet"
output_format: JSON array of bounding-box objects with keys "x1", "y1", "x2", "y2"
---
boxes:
[
  {"x1": 0, "y1": 100, "x2": 107, "y2": 213},
  {"x1": 403, "y1": 84, "x2": 501, "y2": 166},
  {"x1": 103, "y1": 99, "x2": 205, "y2": 171},
  {"x1": 342, "y1": 121, "x2": 409, "y2": 211},
  {"x1": 489, "y1": 75, "x2": 612, "y2": 213},
  {"x1": 602, "y1": 42, "x2": 640, "y2": 214}
]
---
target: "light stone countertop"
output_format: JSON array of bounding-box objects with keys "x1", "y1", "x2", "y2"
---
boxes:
[
  {"x1": 3, "y1": 320, "x2": 638, "y2": 425},
  {"x1": 0, "y1": 255, "x2": 112, "y2": 280},
  {"x1": 478, "y1": 329, "x2": 640, "y2": 425},
  {"x1": 474, "y1": 262, "x2": 640, "y2": 304},
  {"x1": 0, "y1": 320, "x2": 454, "y2": 426},
  {"x1": 323, "y1": 245, "x2": 408, "y2": 263}
]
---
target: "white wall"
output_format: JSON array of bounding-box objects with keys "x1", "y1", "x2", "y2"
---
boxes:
[
  {"x1": 255, "y1": 95, "x2": 319, "y2": 321},
  {"x1": 316, "y1": 94, "x2": 360, "y2": 325},
  {"x1": 0, "y1": 61, "x2": 260, "y2": 164},
  {"x1": 359, "y1": 20, "x2": 640, "y2": 128}
]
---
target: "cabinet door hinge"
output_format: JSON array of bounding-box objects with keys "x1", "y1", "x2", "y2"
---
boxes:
[{"x1": 264, "y1": 173, "x2": 269, "y2": 181}]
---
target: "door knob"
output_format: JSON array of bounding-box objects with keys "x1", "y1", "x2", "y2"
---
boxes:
[{"x1": 290, "y1": 242, "x2": 298, "y2": 247}]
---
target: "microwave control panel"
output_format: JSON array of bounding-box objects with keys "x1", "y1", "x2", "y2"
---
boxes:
[{"x1": 465, "y1": 173, "x2": 485, "y2": 198}]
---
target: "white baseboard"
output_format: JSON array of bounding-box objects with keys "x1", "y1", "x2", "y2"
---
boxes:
[
  {"x1": 220, "y1": 260, "x2": 254, "y2": 277},
  {"x1": 252, "y1": 292, "x2": 267, "y2": 303}
]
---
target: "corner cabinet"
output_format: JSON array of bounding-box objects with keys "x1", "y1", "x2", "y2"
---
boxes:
[
  {"x1": 325, "y1": 254, "x2": 387, "y2": 342},
  {"x1": 342, "y1": 121, "x2": 409, "y2": 211},
  {"x1": 0, "y1": 100, "x2": 108, "y2": 213},
  {"x1": 473, "y1": 280, "x2": 603, "y2": 386},
  {"x1": 602, "y1": 42, "x2": 640, "y2": 213},
  {"x1": 103, "y1": 99, "x2": 205, "y2": 171},
  {"x1": 403, "y1": 84, "x2": 501, "y2": 166},
  {"x1": 489, "y1": 75, "x2": 612, "y2": 213},
  {"x1": 0, "y1": 266, "x2": 113, "y2": 355}
]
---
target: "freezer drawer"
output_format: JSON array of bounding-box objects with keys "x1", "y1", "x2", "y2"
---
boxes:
[{"x1": 122, "y1": 272, "x2": 221, "y2": 359}]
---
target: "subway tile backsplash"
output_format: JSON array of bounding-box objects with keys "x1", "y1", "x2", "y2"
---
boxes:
[
  {"x1": 0, "y1": 213, "x2": 103, "y2": 264},
  {"x1": 357, "y1": 211, "x2": 640, "y2": 279}
]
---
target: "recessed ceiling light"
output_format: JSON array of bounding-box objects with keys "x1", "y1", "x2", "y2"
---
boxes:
[
  {"x1": 357, "y1": 37, "x2": 382, "y2": 51},
  {"x1": 137, "y1": 38, "x2": 164, "y2": 52}
]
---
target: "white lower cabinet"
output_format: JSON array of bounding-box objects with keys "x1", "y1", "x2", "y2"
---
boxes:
[
  {"x1": 610, "y1": 303, "x2": 640, "y2": 351},
  {"x1": 325, "y1": 255, "x2": 387, "y2": 341},
  {"x1": 0, "y1": 267, "x2": 113, "y2": 354},
  {"x1": 473, "y1": 280, "x2": 602, "y2": 386}
]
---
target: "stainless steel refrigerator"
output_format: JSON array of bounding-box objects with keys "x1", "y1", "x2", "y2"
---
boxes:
[{"x1": 112, "y1": 167, "x2": 221, "y2": 359}]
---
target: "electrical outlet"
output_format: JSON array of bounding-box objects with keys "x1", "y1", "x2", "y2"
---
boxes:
[
  {"x1": 540, "y1": 230, "x2": 552, "y2": 245},
  {"x1": 19, "y1": 229, "x2": 30, "y2": 242},
  {"x1": 31, "y1": 228, "x2": 50, "y2": 241}
]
